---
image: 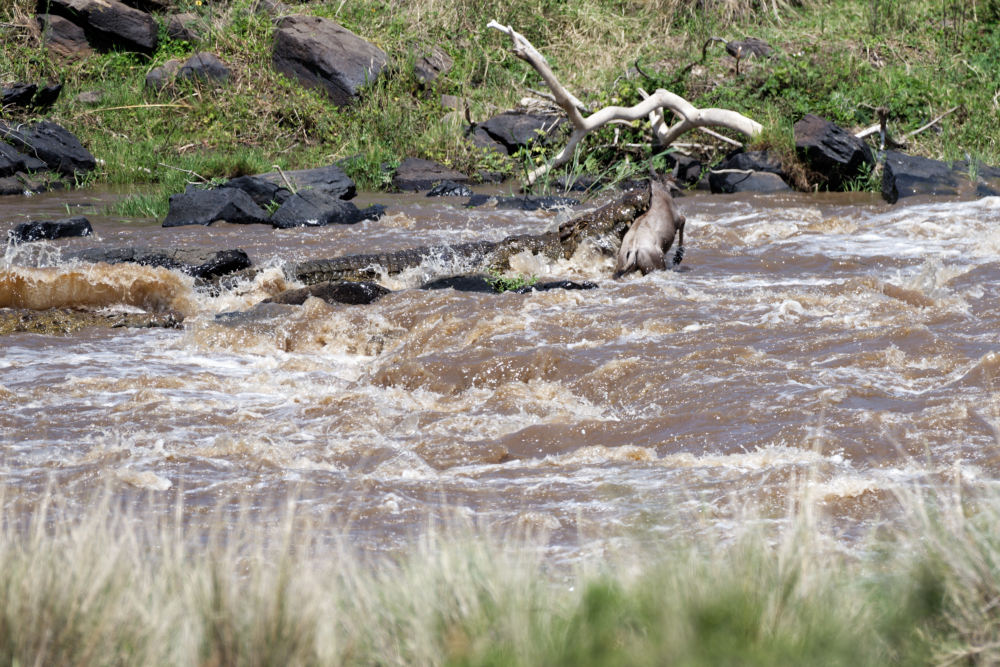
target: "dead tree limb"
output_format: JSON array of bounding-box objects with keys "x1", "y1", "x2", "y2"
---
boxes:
[{"x1": 487, "y1": 20, "x2": 762, "y2": 185}]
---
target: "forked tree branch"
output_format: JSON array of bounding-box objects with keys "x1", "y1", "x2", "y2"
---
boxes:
[{"x1": 487, "y1": 20, "x2": 762, "y2": 185}]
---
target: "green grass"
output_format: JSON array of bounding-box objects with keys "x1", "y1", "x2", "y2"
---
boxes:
[
  {"x1": 2, "y1": 0, "x2": 1000, "y2": 198},
  {"x1": 4, "y1": 476, "x2": 1000, "y2": 665}
]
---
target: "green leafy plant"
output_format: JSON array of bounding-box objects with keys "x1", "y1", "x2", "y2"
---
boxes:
[{"x1": 487, "y1": 268, "x2": 538, "y2": 293}]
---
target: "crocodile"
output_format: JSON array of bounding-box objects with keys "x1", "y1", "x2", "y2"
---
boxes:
[{"x1": 288, "y1": 183, "x2": 650, "y2": 286}]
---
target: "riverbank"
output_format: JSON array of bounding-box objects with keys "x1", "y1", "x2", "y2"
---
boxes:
[{"x1": 3, "y1": 0, "x2": 999, "y2": 209}]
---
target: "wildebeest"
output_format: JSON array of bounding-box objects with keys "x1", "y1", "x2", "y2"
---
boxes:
[{"x1": 613, "y1": 171, "x2": 686, "y2": 278}]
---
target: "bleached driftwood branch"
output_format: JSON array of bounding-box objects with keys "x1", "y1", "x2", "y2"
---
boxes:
[{"x1": 487, "y1": 20, "x2": 762, "y2": 185}]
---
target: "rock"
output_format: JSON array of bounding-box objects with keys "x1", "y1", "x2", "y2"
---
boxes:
[
  {"x1": 42, "y1": 0, "x2": 159, "y2": 54},
  {"x1": 0, "y1": 308, "x2": 182, "y2": 335},
  {"x1": 1, "y1": 83, "x2": 37, "y2": 107},
  {"x1": 37, "y1": 14, "x2": 93, "y2": 58},
  {"x1": 162, "y1": 187, "x2": 271, "y2": 227},
  {"x1": 0, "y1": 177, "x2": 24, "y2": 195},
  {"x1": 478, "y1": 112, "x2": 564, "y2": 153},
  {"x1": 514, "y1": 279, "x2": 598, "y2": 293},
  {"x1": 177, "y1": 52, "x2": 230, "y2": 84},
  {"x1": 794, "y1": 114, "x2": 874, "y2": 191},
  {"x1": 709, "y1": 170, "x2": 791, "y2": 194},
  {"x1": 392, "y1": 157, "x2": 469, "y2": 192},
  {"x1": 265, "y1": 280, "x2": 390, "y2": 305},
  {"x1": 118, "y1": 0, "x2": 174, "y2": 12},
  {"x1": 75, "y1": 90, "x2": 103, "y2": 105},
  {"x1": 32, "y1": 84, "x2": 63, "y2": 109},
  {"x1": 464, "y1": 194, "x2": 579, "y2": 210},
  {"x1": 0, "y1": 120, "x2": 96, "y2": 178},
  {"x1": 412, "y1": 45, "x2": 452, "y2": 87},
  {"x1": 67, "y1": 247, "x2": 252, "y2": 279},
  {"x1": 467, "y1": 125, "x2": 508, "y2": 155},
  {"x1": 726, "y1": 37, "x2": 773, "y2": 59},
  {"x1": 426, "y1": 180, "x2": 473, "y2": 197},
  {"x1": 221, "y1": 175, "x2": 292, "y2": 207},
  {"x1": 253, "y1": 164, "x2": 357, "y2": 200},
  {"x1": 271, "y1": 14, "x2": 388, "y2": 106},
  {"x1": 9, "y1": 216, "x2": 92, "y2": 243},
  {"x1": 717, "y1": 150, "x2": 784, "y2": 175},
  {"x1": 0, "y1": 143, "x2": 39, "y2": 177},
  {"x1": 14, "y1": 171, "x2": 66, "y2": 194},
  {"x1": 145, "y1": 59, "x2": 181, "y2": 91},
  {"x1": 881, "y1": 151, "x2": 961, "y2": 204},
  {"x1": 270, "y1": 190, "x2": 384, "y2": 229},
  {"x1": 660, "y1": 153, "x2": 703, "y2": 187},
  {"x1": 165, "y1": 12, "x2": 203, "y2": 42}
]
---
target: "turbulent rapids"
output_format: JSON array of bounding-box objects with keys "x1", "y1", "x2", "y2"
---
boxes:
[{"x1": 1, "y1": 186, "x2": 999, "y2": 554}]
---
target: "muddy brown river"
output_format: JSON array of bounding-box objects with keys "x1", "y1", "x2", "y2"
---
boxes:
[{"x1": 2, "y1": 186, "x2": 999, "y2": 556}]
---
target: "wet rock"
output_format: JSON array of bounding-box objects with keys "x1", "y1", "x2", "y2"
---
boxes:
[
  {"x1": 145, "y1": 59, "x2": 181, "y2": 91},
  {"x1": 659, "y1": 153, "x2": 703, "y2": 187},
  {"x1": 794, "y1": 114, "x2": 874, "y2": 191},
  {"x1": 9, "y1": 216, "x2": 92, "y2": 243},
  {"x1": 165, "y1": 12, "x2": 204, "y2": 42},
  {"x1": 37, "y1": 14, "x2": 93, "y2": 58},
  {"x1": 15, "y1": 171, "x2": 66, "y2": 194},
  {"x1": 1, "y1": 83, "x2": 37, "y2": 108},
  {"x1": 177, "y1": 52, "x2": 230, "y2": 84},
  {"x1": 162, "y1": 187, "x2": 271, "y2": 227},
  {"x1": 392, "y1": 157, "x2": 469, "y2": 192},
  {"x1": 420, "y1": 274, "x2": 597, "y2": 294},
  {"x1": 709, "y1": 170, "x2": 790, "y2": 194},
  {"x1": 881, "y1": 151, "x2": 961, "y2": 204},
  {"x1": 32, "y1": 84, "x2": 63, "y2": 109},
  {"x1": 0, "y1": 120, "x2": 96, "y2": 178},
  {"x1": 271, "y1": 14, "x2": 388, "y2": 107},
  {"x1": 426, "y1": 180, "x2": 473, "y2": 197},
  {"x1": 265, "y1": 280, "x2": 390, "y2": 305},
  {"x1": 254, "y1": 164, "x2": 356, "y2": 200},
  {"x1": 0, "y1": 308, "x2": 183, "y2": 336},
  {"x1": 0, "y1": 177, "x2": 24, "y2": 196},
  {"x1": 467, "y1": 124, "x2": 508, "y2": 155},
  {"x1": 412, "y1": 45, "x2": 452, "y2": 87},
  {"x1": 464, "y1": 194, "x2": 579, "y2": 210},
  {"x1": 41, "y1": 0, "x2": 159, "y2": 54},
  {"x1": 513, "y1": 279, "x2": 598, "y2": 293},
  {"x1": 67, "y1": 247, "x2": 252, "y2": 279},
  {"x1": 220, "y1": 175, "x2": 292, "y2": 208},
  {"x1": 478, "y1": 111, "x2": 564, "y2": 153},
  {"x1": 270, "y1": 190, "x2": 384, "y2": 229},
  {"x1": 0, "y1": 143, "x2": 39, "y2": 177}
]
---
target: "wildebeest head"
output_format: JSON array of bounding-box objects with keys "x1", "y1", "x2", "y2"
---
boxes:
[{"x1": 613, "y1": 170, "x2": 686, "y2": 278}]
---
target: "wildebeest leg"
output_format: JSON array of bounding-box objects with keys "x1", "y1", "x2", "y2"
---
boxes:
[{"x1": 672, "y1": 225, "x2": 685, "y2": 266}]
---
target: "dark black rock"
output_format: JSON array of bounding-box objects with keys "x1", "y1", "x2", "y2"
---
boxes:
[
  {"x1": 177, "y1": 52, "x2": 230, "y2": 84},
  {"x1": 221, "y1": 175, "x2": 292, "y2": 207},
  {"x1": 271, "y1": 14, "x2": 388, "y2": 106},
  {"x1": 0, "y1": 177, "x2": 23, "y2": 195},
  {"x1": 478, "y1": 112, "x2": 564, "y2": 153},
  {"x1": 2, "y1": 83, "x2": 37, "y2": 108},
  {"x1": 421, "y1": 274, "x2": 496, "y2": 292},
  {"x1": 15, "y1": 172, "x2": 65, "y2": 194},
  {"x1": 9, "y1": 216, "x2": 92, "y2": 243},
  {"x1": 270, "y1": 190, "x2": 384, "y2": 229},
  {"x1": 265, "y1": 280, "x2": 390, "y2": 305},
  {"x1": 392, "y1": 157, "x2": 469, "y2": 192},
  {"x1": 794, "y1": 114, "x2": 874, "y2": 191},
  {"x1": 32, "y1": 84, "x2": 63, "y2": 109},
  {"x1": 67, "y1": 247, "x2": 252, "y2": 279},
  {"x1": 426, "y1": 180, "x2": 474, "y2": 197},
  {"x1": 1, "y1": 143, "x2": 32, "y2": 177},
  {"x1": 467, "y1": 125, "x2": 508, "y2": 155},
  {"x1": 0, "y1": 120, "x2": 96, "y2": 178},
  {"x1": 881, "y1": 151, "x2": 961, "y2": 204},
  {"x1": 255, "y1": 164, "x2": 357, "y2": 201},
  {"x1": 413, "y1": 46, "x2": 453, "y2": 87},
  {"x1": 162, "y1": 188, "x2": 271, "y2": 227},
  {"x1": 661, "y1": 153, "x2": 703, "y2": 186},
  {"x1": 36, "y1": 14, "x2": 93, "y2": 58},
  {"x1": 40, "y1": 0, "x2": 158, "y2": 54},
  {"x1": 464, "y1": 194, "x2": 579, "y2": 211},
  {"x1": 709, "y1": 170, "x2": 791, "y2": 194},
  {"x1": 718, "y1": 150, "x2": 784, "y2": 175}
]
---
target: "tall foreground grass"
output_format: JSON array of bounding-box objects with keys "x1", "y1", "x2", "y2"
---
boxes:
[{"x1": 2, "y1": 478, "x2": 1000, "y2": 665}]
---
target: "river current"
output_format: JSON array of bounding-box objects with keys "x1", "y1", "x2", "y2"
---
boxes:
[{"x1": 2, "y1": 187, "x2": 999, "y2": 556}]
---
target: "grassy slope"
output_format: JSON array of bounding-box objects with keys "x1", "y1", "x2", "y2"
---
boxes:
[{"x1": 2, "y1": 0, "x2": 999, "y2": 207}]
